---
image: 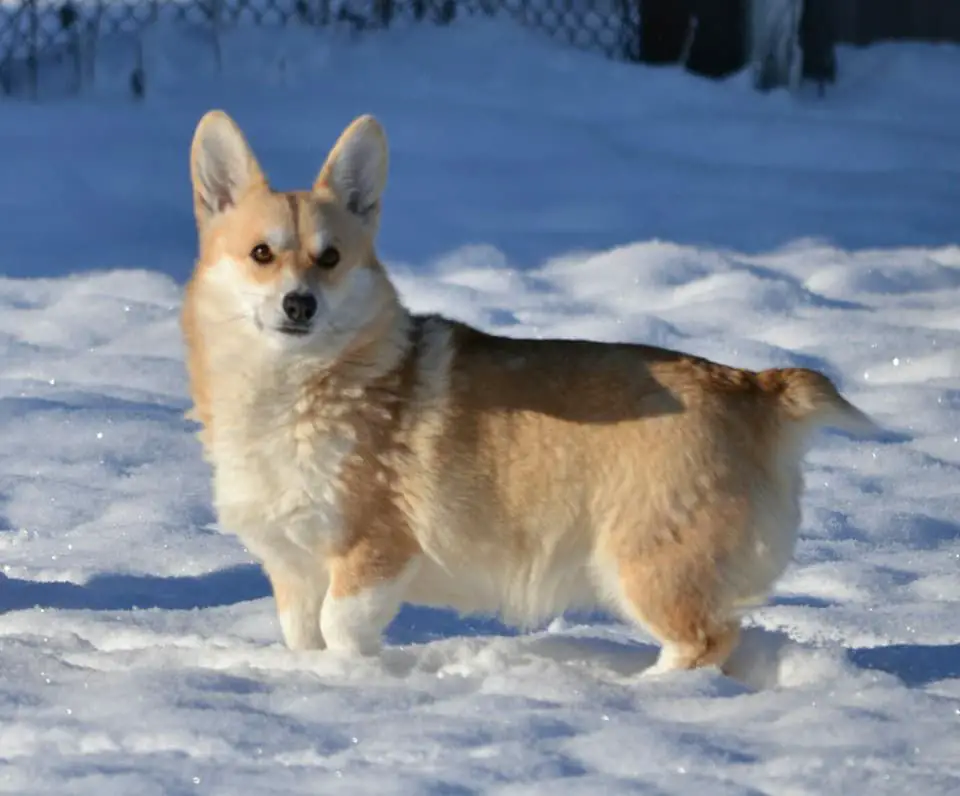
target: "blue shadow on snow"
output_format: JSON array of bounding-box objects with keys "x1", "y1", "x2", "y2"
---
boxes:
[
  {"x1": 849, "y1": 643, "x2": 960, "y2": 688},
  {"x1": 0, "y1": 563, "x2": 526, "y2": 643},
  {"x1": 0, "y1": 564, "x2": 604, "y2": 647},
  {"x1": 0, "y1": 564, "x2": 270, "y2": 613}
]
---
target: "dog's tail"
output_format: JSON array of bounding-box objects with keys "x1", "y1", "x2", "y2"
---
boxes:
[{"x1": 759, "y1": 367, "x2": 879, "y2": 437}]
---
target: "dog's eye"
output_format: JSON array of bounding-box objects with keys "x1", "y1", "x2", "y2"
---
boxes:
[
  {"x1": 250, "y1": 243, "x2": 274, "y2": 265},
  {"x1": 315, "y1": 246, "x2": 341, "y2": 270}
]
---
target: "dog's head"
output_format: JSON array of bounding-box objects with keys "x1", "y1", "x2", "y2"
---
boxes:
[{"x1": 187, "y1": 110, "x2": 400, "y2": 364}]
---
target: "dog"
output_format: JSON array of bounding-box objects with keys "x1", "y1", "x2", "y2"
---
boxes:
[{"x1": 181, "y1": 110, "x2": 875, "y2": 676}]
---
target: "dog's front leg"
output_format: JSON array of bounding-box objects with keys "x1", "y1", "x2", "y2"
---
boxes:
[
  {"x1": 267, "y1": 565, "x2": 329, "y2": 651},
  {"x1": 320, "y1": 546, "x2": 419, "y2": 657}
]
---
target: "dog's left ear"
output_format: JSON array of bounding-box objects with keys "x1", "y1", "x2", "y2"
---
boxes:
[{"x1": 315, "y1": 115, "x2": 388, "y2": 234}]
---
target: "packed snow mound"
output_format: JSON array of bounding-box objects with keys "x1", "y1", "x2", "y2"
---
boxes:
[{"x1": 1, "y1": 236, "x2": 958, "y2": 792}]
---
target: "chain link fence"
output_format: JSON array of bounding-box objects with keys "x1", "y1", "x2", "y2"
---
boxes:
[
  {"x1": 4, "y1": 0, "x2": 958, "y2": 100},
  {"x1": 0, "y1": 0, "x2": 643, "y2": 98}
]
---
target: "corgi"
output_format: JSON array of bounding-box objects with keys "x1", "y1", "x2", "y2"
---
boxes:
[{"x1": 181, "y1": 110, "x2": 876, "y2": 676}]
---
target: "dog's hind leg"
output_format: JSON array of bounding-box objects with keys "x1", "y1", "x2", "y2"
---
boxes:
[{"x1": 610, "y1": 518, "x2": 746, "y2": 678}]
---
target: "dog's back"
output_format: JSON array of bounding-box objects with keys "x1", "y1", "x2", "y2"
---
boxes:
[{"x1": 396, "y1": 321, "x2": 873, "y2": 662}]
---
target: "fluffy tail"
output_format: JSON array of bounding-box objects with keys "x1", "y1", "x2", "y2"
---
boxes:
[{"x1": 758, "y1": 367, "x2": 879, "y2": 437}]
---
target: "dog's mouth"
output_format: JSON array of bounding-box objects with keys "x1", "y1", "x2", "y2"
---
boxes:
[{"x1": 276, "y1": 323, "x2": 312, "y2": 337}]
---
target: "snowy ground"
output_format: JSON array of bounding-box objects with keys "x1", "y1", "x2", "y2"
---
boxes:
[{"x1": 1, "y1": 19, "x2": 960, "y2": 795}]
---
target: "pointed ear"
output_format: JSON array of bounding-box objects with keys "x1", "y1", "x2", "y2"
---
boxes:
[
  {"x1": 190, "y1": 110, "x2": 266, "y2": 232},
  {"x1": 314, "y1": 115, "x2": 388, "y2": 233}
]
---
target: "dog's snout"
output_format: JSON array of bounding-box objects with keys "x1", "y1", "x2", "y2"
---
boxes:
[{"x1": 282, "y1": 292, "x2": 318, "y2": 324}]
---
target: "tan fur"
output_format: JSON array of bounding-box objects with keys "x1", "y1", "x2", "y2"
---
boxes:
[{"x1": 182, "y1": 110, "x2": 876, "y2": 676}]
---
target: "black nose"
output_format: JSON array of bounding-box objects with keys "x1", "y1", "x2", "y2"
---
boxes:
[{"x1": 282, "y1": 292, "x2": 317, "y2": 324}]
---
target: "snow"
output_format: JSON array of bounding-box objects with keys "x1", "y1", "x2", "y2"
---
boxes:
[{"x1": 1, "y1": 18, "x2": 960, "y2": 794}]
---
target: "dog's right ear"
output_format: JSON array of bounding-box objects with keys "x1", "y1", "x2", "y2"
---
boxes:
[{"x1": 190, "y1": 110, "x2": 267, "y2": 233}]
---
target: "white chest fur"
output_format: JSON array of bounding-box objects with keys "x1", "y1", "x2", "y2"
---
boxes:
[{"x1": 209, "y1": 384, "x2": 357, "y2": 576}]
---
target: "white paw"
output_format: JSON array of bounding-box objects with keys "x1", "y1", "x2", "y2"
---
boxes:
[
  {"x1": 641, "y1": 644, "x2": 686, "y2": 678},
  {"x1": 320, "y1": 590, "x2": 395, "y2": 658},
  {"x1": 640, "y1": 660, "x2": 674, "y2": 679},
  {"x1": 278, "y1": 609, "x2": 326, "y2": 651}
]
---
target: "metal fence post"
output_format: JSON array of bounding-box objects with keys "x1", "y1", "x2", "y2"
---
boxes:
[
  {"x1": 211, "y1": 0, "x2": 222, "y2": 72},
  {"x1": 28, "y1": 0, "x2": 38, "y2": 99}
]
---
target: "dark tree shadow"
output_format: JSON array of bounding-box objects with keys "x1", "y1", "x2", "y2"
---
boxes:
[{"x1": 849, "y1": 643, "x2": 960, "y2": 687}]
